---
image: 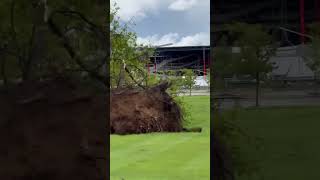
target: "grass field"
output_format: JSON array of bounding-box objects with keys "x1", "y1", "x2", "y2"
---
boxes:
[
  {"x1": 111, "y1": 96, "x2": 320, "y2": 180},
  {"x1": 233, "y1": 106, "x2": 320, "y2": 180},
  {"x1": 110, "y1": 96, "x2": 210, "y2": 180}
]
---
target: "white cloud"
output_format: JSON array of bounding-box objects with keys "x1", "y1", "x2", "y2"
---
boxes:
[
  {"x1": 137, "y1": 33, "x2": 180, "y2": 46},
  {"x1": 175, "y1": 32, "x2": 209, "y2": 46},
  {"x1": 168, "y1": 0, "x2": 197, "y2": 11},
  {"x1": 137, "y1": 32, "x2": 209, "y2": 47},
  {"x1": 111, "y1": 0, "x2": 161, "y2": 22},
  {"x1": 111, "y1": 0, "x2": 202, "y2": 21}
]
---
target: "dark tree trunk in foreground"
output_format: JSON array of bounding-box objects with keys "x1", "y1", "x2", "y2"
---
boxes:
[
  {"x1": 313, "y1": 74, "x2": 319, "y2": 95},
  {"x1": 213, "y1": 133, "x2": 235, "y2": 180},
  {"x1": 1, "y1": 58, "x2": 8, "y2": 88},
  {"x1": 255, "y1": 72, "x2": 260, "y2": 107}
]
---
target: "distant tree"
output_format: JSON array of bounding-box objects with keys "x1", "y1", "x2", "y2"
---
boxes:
[
  {"x1": 227, "y1": 23, "x2": 277, "y2": 106},
  {"x1": 205, "y1": 69, "x2": 210, "y2": 87},
  {"x1": 182, "y1": 69, "x2": 196, "y2": 96}
]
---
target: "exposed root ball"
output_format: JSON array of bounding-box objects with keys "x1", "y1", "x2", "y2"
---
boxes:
[{"x1": 110, "y1": 82, "x2": 184, "y2": 135}]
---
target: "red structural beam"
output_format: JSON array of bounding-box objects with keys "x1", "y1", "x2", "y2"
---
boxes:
[{"x1": 300, "y1": 0, "x2": 305, "y2": 43}]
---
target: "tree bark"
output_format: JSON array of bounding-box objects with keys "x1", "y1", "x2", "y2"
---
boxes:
[
  {"x1": 313, "y1": 73, "x2": 319, "y2": 95},
  {"x1": 213, "y1": 133, "x2": 235, "y2": 180},
  {"x1": 22, "y1": 69, "x2": 30, "y2": 81},
  {"x1": 0, "y1": 58, "x2": 8, "y2": 88},
  {"x1": 255, "y1": 72, "x2": 260, "y2": 107}
]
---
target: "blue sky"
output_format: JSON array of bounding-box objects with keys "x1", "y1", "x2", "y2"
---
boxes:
[{"x1": 111, "y1": 0, "x2": 210, "y2": 47}]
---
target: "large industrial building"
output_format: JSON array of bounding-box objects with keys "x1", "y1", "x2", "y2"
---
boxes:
[
  {"x1": 148, "y1": 1, "x2": 318, "y2": 82},
  {"x1": 148, "y1": 46, "x2": 210, "y2": 77},
  {"x1": 212, "y1": 0, "x2": 317, "y2": 45},
  {"x1": 212, "y1": 0, "x2": 319, "y2": 81}
]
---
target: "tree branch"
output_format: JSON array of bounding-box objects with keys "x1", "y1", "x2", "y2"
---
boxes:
[
  {"x1": 10, "y1": 0, "x2": 19, "y2": 52},
  {"x1": 47, "y1": 11, "x2": 108, "y2": 86},
  {"x1": 124, "y1": 66, "x2": 145, "y2": 89}
]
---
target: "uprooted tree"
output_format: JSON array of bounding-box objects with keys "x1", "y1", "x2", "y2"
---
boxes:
[
  {"x1": 110, "y1": 82, "x2": 184, "y2": 134},
  {"x1": 109, "y1": 4, "x2": 201, "y2": 135}
]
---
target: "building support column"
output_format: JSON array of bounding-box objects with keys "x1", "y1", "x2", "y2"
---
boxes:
[{"x1": 203, "y1": 47, "x2": 206, "y2": 80}]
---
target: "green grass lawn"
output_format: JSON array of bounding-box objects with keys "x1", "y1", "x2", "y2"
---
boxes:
[
  {"x1": 110, "y1": 96, "x2": 210, "y2": 180},
  {"x1": 232, "y1": 106, "x2": 320, "y2": 180}
]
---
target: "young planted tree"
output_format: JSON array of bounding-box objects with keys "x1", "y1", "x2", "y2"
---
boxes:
[
  {"x1": 205, "y1": 69, "x2": 210, "y2": 87},
  {"x1": 181, "y1": 69, "x2": 196, "y2": 96},
  {"x1": 227, "y1": 23, "x2": 277, "y2": 106}
]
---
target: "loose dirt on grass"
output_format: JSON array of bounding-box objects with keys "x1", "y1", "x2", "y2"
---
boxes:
[{"x1": 0, "y1": 77, "x2": 107, "y2": 180}]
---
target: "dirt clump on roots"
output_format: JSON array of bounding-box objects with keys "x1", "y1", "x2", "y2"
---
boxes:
[
  {"x1": 110, "y1": 82, "x2": 186, "y2": 135},
  {"x1": 0, "y1": 77, "x2": 107, "y2": 180}
]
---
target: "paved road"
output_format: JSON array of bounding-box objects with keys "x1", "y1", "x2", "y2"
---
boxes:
[
  {"x1": 179, "y1": 88, "x2": 320, "y2": 109},
  {"x1": 218, "y1": 97, "x2": 320, "y2": 109},
  {"x1": 178, "y1": 89, "x2": 210, "y2": 96}
]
